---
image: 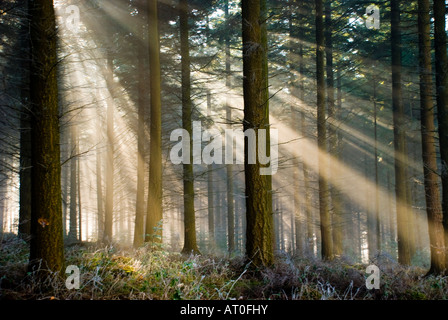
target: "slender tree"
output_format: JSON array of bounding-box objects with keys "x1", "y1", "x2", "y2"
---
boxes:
[
  {"x1": 103, "y1": 54, "x2": 115, "y2": 244},
  {"x1": 242, "y1": 0, "x2": 274, "y2": 267},
  {"x1": 134, "y1": 1, "x2": 147, "y2": 248},
  {"x1": 145, "y1": 0, "x2": 163, "y2": 245},
  {"x1": 28, "y1": 0, "x2": 64, "y2": 272},
  {"x1": 316, "y1": 0, "x2": 333, "y2": 260},
  {"x1": 180, "y1": 0, "x2": 200, "y2": 254},
  {"x1": 206, "y1": 91, "x2": 215, "y2": 247},
  {"x1": 68, "y1": 126, "x2": 78, "y2": 243},
  {"x1": 225, "y1": 0, "x2": 235, "y2": 254},
  {"x1": 391, "y1": 0, "x2": 411, "y2": 265}
]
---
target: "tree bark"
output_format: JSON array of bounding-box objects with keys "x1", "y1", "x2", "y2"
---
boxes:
[
  {"x1": 145, "y1": 0, "x2": 164, "y2": 246},
  {"x1": 434, "y1": 0, "x2": 448, "y2": 267},
  {"x1": 419, "y1": 0, "x2": 446, "y2": 274},
  {"x1": 28, "y1": 0, "x2": 64, "y2": 273},
  {"x1": 242, "y1": 0, "x2": 274, "y2": 267}
]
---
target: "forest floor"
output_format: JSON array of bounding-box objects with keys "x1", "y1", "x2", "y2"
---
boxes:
[{"x1": 1, "y1": 233, "x2": 448, "y2": 300}]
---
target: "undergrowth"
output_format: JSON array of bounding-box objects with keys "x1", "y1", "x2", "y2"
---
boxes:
[{"x1": 1, "y1": 233, "x2": 447, "y2": 300}]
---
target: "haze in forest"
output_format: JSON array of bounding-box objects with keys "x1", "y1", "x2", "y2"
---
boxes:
[{"x1": 1, "y1": 0, "x2": 448, "y2": 301}]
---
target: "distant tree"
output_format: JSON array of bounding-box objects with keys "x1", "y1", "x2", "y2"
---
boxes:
[
  {"x1": 224, "y1": 0, "x2": 235, "y2": 255},
  {"x1": 28, "y1": 0, "x2": 64, "y2": 272},
  {"x1": 68, "y1": 126, "x2": 78, "y2": 243},
  {"x1": 103, "y1": 53, "x2": 115, "y2": 244}
]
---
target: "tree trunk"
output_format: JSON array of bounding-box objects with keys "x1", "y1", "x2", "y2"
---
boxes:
[
  {"x1": 68, "y1": 127, "x2": 78, "y2": 243},
  {"x1": 96, "y1": 113, "x2": 104, "y2": 242},
  {"x1": 134, "y1": 5, "x2": 147, "y2": 248},
  {"x1": 225, "y1": 0, "x2": 235, "y2": 254},
  {"x1": 316, "y1": 0, "x2": 333, "y2": 261},
  {"x1": 434, "y1": 0, "x2": 448, "y2": 267},
  {"x1": 145, "y1": 0, "x2": 163, "y2": 246},
  {"x1": 419, "y1": 0, "x2": 445, "y2": 274},
  {"x1": 242, "y1": 0, "x2": 274, "y2": 267},
  {"x1": 28, "y1": 0, "x2": 64, "y2": 273},
  {"x1": 368, "y1": 71, "x2": 379, "y2": 259},
  {"x1": 103, "y1": 55, "x2": 115, "y2": 244},
  {"x1": 179, "y1": 0, "x2": 199, "y2": 254},
  {"x1": 206, "y1": 91, "x2": 215, "y2": 247},
  {"x1": 77, "y1": 134, "x2": 82, "y2": 241},
  {"x1": 390, "y1": 0, "x2": 411, "y2": 265}
]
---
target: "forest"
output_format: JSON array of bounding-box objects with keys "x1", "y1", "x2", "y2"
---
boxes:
[{"x1": 1, "y1": 0, "x2": 448, "y2": 303}]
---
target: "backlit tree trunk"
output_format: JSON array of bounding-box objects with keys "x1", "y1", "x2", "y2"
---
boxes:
[
  {"x1": 180, "y1": 0, "x2": 199, "y2": 254},
  {"x1": 28, "y1": 0, "x2": 64, "y2": 273},
  {"x1": 145, "y1": 0, "x2": 163, "y2": 245},
  {"x1": 420, "y1": 0, "x2": 445, "y2": 273},
  {"x1": 242, "y1": 0, "x2": 274, "y2": 267},
  {"x1": 391, "y1": 0, "x2": 411, "y2": 265},
  {"x1": 316, "y1": 0, "x2": 333, "y2": 261}
]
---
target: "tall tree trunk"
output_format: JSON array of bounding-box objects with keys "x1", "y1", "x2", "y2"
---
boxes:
[
  {"x1": 325, "y1": 0, "x2": 342, "y2": 258},
  {"x1": 434, "y1": 0, "x2": 448, "y2": 267},
  {"x1": 390, "y1": 0, "x2": 411, "y2": 265},
  {"x1": 179, "y1": 0, "x2": 199, "y2": 254},
  {"x1": 96, "y1": 113, "x2": 104, "y2": 242},
  {"x1": 288, "y1": 0, "x2": 302, "y2": 256},
  {"x1": 373, "y1": 73, "x2": 381, "y2": 255},
  {"x1": 225, "y1": 0, "x2": 235, "y2": 254},
  {"x1": 77, "y1": 135, "x2": 82, "y2": 242},
  {"x1": 206, "y1": 91, "x2": 215, "y2": 247},
  {"x1": 68, "y1": 127, "x2": 78, "y2": 243},
  {"x1": 420, "y1": 0, "x2": 446, "y2": 274},
  {"x1": 145, "y1": 0, "x2": 163, "y2": 245},
  {"x1": 28, "y1": 0, "x2": 64, "y2": 273},
  {"x1": 332, "y1": 66, "x2": 344, "y2": 257},
  {"x1": 316, "y1": 0, "x2": 333, "y2": 260},
  {"x1": 103, "y1": 55, "x2": 115, "y2": 244},
  {"x1": 134, "y1": 5, "x2": 147, "y2": 248},
  {"x1": 368, "y1": 71, "x2": 379, "y2": 258},
  {"x1": 242, "y1": 0, "x2": 274, "y2": 267}
]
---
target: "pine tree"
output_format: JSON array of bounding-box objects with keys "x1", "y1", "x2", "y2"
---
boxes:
[
  {"x1": 316, "y1": 0, "x2": 333, "y2": 261},
  {"x1": 391, "y1": 0, "x2": 411, "y2": 265},
  {"x1": 242, "y1": 0, "x2": 274, "y2": 267},
  {"x1": 180, "y1": 0, "x2": 200, "y2": 254},
  {"x1": 145, "y1": 0, "x2": 163, "y2": 245},
  {"x1": 418, "y1": 0, "x2": 446, "y2": 274},
  {"x1": 433, "y1": 0, "x2": 448, "y2": 267},
  {"x1": 28, "y1": 0, "x2": 64, "y2": 273}
]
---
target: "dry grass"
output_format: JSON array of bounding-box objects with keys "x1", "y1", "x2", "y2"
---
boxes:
[{"x1": 1, "y1": 233, "x2": 447, "y2": 300}]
